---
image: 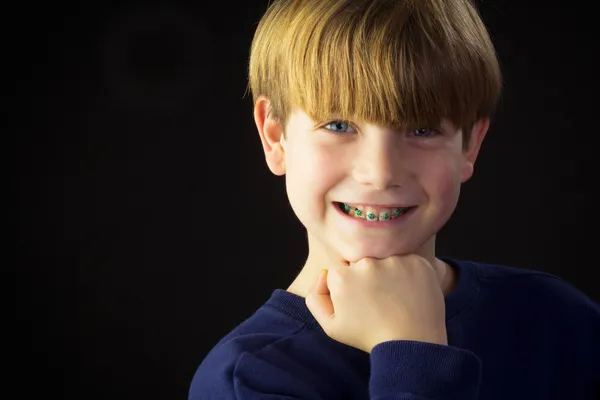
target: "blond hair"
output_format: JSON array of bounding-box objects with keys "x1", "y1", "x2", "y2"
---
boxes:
[{"x1": 247, "y1": 0, "x2": 502, "y2": 147}]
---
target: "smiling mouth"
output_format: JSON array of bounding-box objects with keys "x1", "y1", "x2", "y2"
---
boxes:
[{"x1": 335, "y1": 202, "x2": 415, "y2": 221}]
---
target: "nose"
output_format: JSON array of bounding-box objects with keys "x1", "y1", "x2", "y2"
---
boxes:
[{"x1": 351, "y1": 134, "x2": 404, "y2": 190}]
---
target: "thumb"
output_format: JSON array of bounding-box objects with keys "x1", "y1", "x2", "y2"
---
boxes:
[
  {"x1": 314, "y1": 268, "x2": 330, "y2": 296},
  {"x1": 305, "y1": 269, "x2": 335, "y2": 325}
]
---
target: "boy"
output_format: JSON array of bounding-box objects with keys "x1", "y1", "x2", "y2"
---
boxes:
[{"x1": 189, "y1": 0, "x2": 600, "y2": 398}]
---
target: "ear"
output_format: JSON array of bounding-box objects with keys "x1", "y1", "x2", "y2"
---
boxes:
[
  {"x1": 461, "y1": 118, "x2": 490, "y2": 183},
  {"x1": 253, "y1": 96, "x2": 287, "y2": 176}
]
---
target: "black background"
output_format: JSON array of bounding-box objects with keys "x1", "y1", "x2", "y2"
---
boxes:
[{"x1": 15, "y1": 1, "x2": 599, "y2": 399}]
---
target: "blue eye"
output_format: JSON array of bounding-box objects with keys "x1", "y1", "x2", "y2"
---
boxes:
[
  {"x1": 324, "y1": 120, "x2": 355, "y2": 133},
  {"x1": 410, "y1": 128, "x2": 437, "y2": 137}
]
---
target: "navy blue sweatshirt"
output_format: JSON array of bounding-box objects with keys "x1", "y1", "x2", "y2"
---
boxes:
[{"x1": 189, "y1": 258, "x2": 600, "y2": 399}]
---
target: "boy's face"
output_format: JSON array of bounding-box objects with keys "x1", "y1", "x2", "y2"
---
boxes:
[{"x1": 255, "y1": 99, "x2": 489, "y2": 263}]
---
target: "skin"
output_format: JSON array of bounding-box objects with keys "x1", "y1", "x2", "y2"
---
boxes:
[{"x1": 253, "y1": 96, "x2": 489, "y2": 352}]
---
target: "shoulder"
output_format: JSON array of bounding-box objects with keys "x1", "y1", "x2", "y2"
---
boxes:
[
  {"x1": 449, "y1": 258, "x2": 600, "y2": 331},
  {"x1": 465, "y1": 259, "x2": 600, "y2": 362},
  {"x1": 188, "y1": 324, "x2": 350, "y2": 400},
  {"x1": 188, "y1": 299, "x2": 330, "y2": 400},
  {"x1": 469, "y1": 259, "x2": 599, "y2": 313},
  {"x1": 464, "y1": 259, "x2": 600, "y2": 348},
  {"x1": 188, "y1": 325, "x2": 306, "y2": 399}
]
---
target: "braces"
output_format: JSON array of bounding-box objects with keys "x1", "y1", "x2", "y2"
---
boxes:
[{"x1": 342, "y1": 203, "x2": 405, "y2": 220}]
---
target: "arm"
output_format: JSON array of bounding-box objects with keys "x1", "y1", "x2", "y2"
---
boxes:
[{"x1": 189, "y1": 340, "x2": 481, "y2": 400}]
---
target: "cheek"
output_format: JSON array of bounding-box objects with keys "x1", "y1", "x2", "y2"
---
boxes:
[
  {"x1": 287, "y1": 145, "x2": 337, "y2": 187},
  {"x1": 285, "y1": 144, "x2": 342, "y2": 213},
  {"x1": 416, "y1": 152, "x2": 463, "y2": 205}
]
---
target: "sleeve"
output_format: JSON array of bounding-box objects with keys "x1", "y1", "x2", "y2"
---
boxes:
[{"x1": 369, "y1": 341, "x2": 482, "y2": 400}]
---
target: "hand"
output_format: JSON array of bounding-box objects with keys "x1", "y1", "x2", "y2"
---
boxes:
[{"x1": 305, "y1": 254, "x2": 448, "y2": 353}]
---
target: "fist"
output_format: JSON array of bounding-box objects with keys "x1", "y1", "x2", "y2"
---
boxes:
[{"x1": 305, "y1": 254, "x2": 448, "y2": 353}]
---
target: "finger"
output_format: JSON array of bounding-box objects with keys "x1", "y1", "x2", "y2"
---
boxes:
[{"x1": 305, "y1": 270, "x2": 335, "y2": 325}]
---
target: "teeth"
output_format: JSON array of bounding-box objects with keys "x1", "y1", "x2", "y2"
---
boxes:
[
  {"x1": 365, "y1": 206, "x2": 378, "y2": 222},
  {"x1": 378, "y1": 210, "x2": 391, "y2": 221},
  {"x1": 341, "y1": 203, "x2": 411, "y2": 221}
]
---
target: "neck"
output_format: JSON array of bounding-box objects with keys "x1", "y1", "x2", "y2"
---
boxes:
[{"x1": 287, "y1": 234, "x2": 457, "y2": 299}]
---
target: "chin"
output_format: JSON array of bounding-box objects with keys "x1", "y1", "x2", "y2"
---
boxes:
[{"x1": 337, "y1": 241, "x2": 419, "y2": 263}]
